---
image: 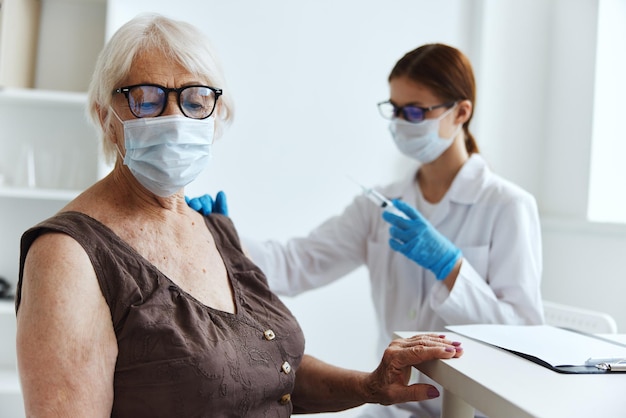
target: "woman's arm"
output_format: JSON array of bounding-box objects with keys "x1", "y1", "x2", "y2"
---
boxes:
[
  {"x1": 291, "y1": 334, "x2": 462, "y2": 413},
  {"x1": 242, "y1": 195, "x2": 375, "y2": 297},
  {"x1": 16, "y1": 232, "x2": 118, "y2": 417},
  {"x1": 435, "y1": 195, "x2": 544, "y2": 325}
]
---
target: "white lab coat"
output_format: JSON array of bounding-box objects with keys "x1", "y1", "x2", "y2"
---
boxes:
[{"x1": 244, "y1": 153, "x2": 543, "y2": 417}]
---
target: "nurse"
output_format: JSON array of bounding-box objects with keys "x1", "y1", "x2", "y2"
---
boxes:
[{"x1": 190, "y1": 43, "x2": 543, "y2": 417}]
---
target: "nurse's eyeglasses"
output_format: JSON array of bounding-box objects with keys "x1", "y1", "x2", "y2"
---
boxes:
[
  {"x1": 377, "y1": 100, "x2": 455, "y2": 123},
  {"x1": 113, "y1": 84, "x2": 222, "y2": 119}
]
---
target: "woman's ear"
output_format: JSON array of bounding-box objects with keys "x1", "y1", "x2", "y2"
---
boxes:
[{"x1": 455, "y1": 100, "x2": 473, "y2": 125}]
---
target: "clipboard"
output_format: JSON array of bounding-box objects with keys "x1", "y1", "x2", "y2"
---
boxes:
[{"x1": 446, "y1": 324, "x2": 626, "y2": 374}]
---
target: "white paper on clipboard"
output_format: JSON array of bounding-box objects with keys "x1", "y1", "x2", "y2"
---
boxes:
[{"x1": 446, "y1": 324, "x2": 626, "y2": 367}]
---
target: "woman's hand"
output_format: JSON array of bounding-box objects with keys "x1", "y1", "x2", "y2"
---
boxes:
[
  {"x1": 291, "y1": 334, "x2": 463, "y2": 414},
  {"x1": 363, "y1": 333, "x2": 463, "y2": 405},
  {"x1": 383, "y1": 199, "x2": 461, "y2": 280}
]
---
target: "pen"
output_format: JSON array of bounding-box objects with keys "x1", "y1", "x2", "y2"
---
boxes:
[
  {"x1": 585, "y1": 357, "x2": 626, "y2": 366},
  {"x1": 595, "y1": 361, "x2": 626, "y2": 371}
]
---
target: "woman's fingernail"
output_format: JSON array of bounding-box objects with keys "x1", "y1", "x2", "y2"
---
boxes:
[
  {"x1": 427, "y1": 387, "x2": 440, "y2": 399},
  {"x1": 452, "y1": 341, "x2": 462, "y2": 346},
  {"x1": 445, "y1": 347, "x2": 455, "y2": 352},
  {"x1": 455, "y1": 346, "x2": 464, "y2": 352}
]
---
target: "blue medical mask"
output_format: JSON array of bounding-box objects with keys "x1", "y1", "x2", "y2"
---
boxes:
[
  {"x1": 389, "y1": 105, "x2": 460, "y2": 164},
  {"x1": 112, "y1": 109, "x2": 214, "y2": 197}
]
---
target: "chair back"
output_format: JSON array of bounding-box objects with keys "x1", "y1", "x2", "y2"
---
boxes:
[{"x1": 543, "y1": 300, "x2": 618, "y2": 334}]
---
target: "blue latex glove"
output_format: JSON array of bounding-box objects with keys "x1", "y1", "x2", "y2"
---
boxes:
[
  {"x1": 382, "y1": 199, "x2": 461, "y2": 280},
  {"x1": 185, "y1": 191, "x2": 229, "y2": 216}
]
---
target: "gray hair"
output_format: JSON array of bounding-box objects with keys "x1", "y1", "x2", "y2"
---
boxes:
[{"x1": 87, "y1": 13, "x2": 234, "y2": 164}]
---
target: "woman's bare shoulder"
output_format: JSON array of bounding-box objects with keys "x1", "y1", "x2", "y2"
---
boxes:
[
  {"x1": 17, "y1": 232, "x2": 117, "y2": 416},
  {"x1": 20, "y1": 232, "x2": 102, "y2": 311}
]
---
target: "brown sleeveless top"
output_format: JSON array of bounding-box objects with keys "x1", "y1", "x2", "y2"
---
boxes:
[{"x1": 16, "y1": 211, "x2": 305, "y2": 417}]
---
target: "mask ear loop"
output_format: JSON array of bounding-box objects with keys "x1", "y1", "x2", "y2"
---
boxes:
[
  {"x1": 109, "y1": 107, "x2": 127, "y2": 160},
  {"x1": 115, "y1": 144, "x2": 126, "y2": 161},
  {"x1": 440, "y1": 103, "x2": 463, "y2": 141},
  {"x1": 436, "y1": 102, "x2": 458, "y2": 121}
]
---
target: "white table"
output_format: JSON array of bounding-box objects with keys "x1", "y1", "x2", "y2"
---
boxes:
[{"x1": 396, "y1": 331, "x2": 626, "y2": 418}]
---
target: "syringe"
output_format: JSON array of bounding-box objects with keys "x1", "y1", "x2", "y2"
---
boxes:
[{"x1": 348, "y1": 176, "x2": 409, "y2": 219}]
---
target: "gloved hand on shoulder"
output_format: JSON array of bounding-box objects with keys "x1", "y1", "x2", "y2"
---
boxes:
[
  {"x1": 382, "y1": 199, "x2": 461, "y2": 280},
  {"x1": 185, "y1": 191, "x2": 229, "y2": 216}
]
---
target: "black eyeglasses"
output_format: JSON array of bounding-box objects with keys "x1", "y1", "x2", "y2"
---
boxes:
[
  {"x1": 377, "y1": 100, "x2": 455, "y2": 123},
  {"x1": 113, "y1": 84, "x2": 222, "y2": 119}
]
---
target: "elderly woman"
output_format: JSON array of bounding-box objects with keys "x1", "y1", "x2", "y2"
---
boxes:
[{"x1": 14, "y1": 13, "x2": 462, "y2": 417}]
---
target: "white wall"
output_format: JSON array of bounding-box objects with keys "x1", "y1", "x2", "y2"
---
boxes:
[
  {"x1": 588, "y1": 0, "x2": 626, "y2": 223},
  {"x1": 473, "y1": 0, "x2": 598, "y2": 218},
  {"x1": 475, "y1": 0, "x2": 626, "y2": 329}
]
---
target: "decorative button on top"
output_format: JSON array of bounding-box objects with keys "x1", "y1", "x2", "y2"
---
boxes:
[
  {"x1": 281, "y1": 361, "x2": 292, "y2": 374},
  {"x1": 264, "y1": 329, "x2": 276, "y2": 340},
  {"x1": 279, "y1": 393, "x2": 291, "y2": 405}
]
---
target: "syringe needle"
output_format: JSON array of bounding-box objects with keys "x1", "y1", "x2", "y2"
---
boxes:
[{"x1": 346, "y1": 174, "x2": 408, "y2": 218}]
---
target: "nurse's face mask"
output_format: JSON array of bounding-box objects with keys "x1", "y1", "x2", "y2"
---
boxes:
[
  {"x1": 378, "y1": 101, "x2": 461, "y2": 164},
  {"x1": 385, "y1": 102, "x2": 461, "y2": 164}
]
